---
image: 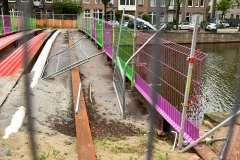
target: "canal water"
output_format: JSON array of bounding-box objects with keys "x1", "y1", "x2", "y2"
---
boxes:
[{"x1": 186, "y1": 43, "x2": 240, "y2": 120}]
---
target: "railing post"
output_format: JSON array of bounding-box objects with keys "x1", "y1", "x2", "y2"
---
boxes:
[
  {"x1": 178, "y1": 16, "x2": 199, "y2": 149},
  {"x1": 131, "y1": 11, "x2": 137, "y2": 89}
]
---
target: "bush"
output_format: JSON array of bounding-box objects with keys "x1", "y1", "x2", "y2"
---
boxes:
[{"x1": 142, "y1": 14, "x2": 150, "y2": 22}]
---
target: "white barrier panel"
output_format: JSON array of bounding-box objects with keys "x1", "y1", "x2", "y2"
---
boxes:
[
  {"x1": 3, "y1": 106, "x2": 26, "y2": 139},
  {"x1": 30, "y1": 30, "x2": 61, "y2": 88}
]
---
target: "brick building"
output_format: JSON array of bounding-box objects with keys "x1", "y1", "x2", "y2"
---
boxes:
[{"x1": 5, "y1": 0, "x2": 210, "y2": 24}]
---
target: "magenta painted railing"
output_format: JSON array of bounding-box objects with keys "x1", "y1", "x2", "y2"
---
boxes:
[
  {"x1": 3, "y1": 15, "x2": 11, "y2": 35},
  {"x1": 134, "y1": 74, "x2": 199, "y2": 143},
  {"x1": 103, "y1": 21, "x2": 113, "y2": 59},
  {"x1": 92, "y1": 18, "x2": 97, "y2": 41}
]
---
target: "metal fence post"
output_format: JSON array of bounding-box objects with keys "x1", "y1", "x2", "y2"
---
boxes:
[
  {"x1": 132, "y1": 11, "x2": 137, "y2": 89},
  {"x1": 178, "y1": 16, "x2": 199, "y2": 149}
]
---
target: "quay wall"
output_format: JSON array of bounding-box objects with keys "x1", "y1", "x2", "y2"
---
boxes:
[{"x1": 160, "y1": 31, "x2": 240, "y2": 44}]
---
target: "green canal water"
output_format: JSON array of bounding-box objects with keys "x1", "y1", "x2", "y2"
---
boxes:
[{"x1": 186, "y1": 42, "x2": 240, "y2": 120}]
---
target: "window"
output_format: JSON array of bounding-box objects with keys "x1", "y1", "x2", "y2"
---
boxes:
[
  {"x1": 169, "y1": 0, "x2": 174, "y2": 6},
  {"x1": 138, "y1": 0, "x2": 144, "y2": 5},
  {"x1": 232, "y1": 5, "x2": 235, "y2": 9},
  {"x1": 94, "y1": 9, "x2": 103, "y2": 19},
  {"x1": 150, "y1": 0, "x2": 156, "y2": 7},
  {"x1": 179, "y1": 13, "x2": 182, "y2": 23},
  {"x1": 168, "y1": 13, "x2": 173, "y2": 22},
  {"x1": 109, "y1": 0, "x2": 114, "y2": 5},
  {"x1": 186, "y1": 12, "x2": 191, "y2": 22},
  {"x1": 149, "y1": 12, "x2": 156, "y2": 24},
  {"x1": 160, "y1": 0, "x2": 165, "y2": 7},
  {"x1": 237, "y1": 14, "x2": 239, "y2": 19},
  {"x1": 8, "y1": 0, "x2": 16, "y2": 2},
  {"x1": 95, "y1": 0, "x2": 102, "y2": 4},
  {"x1": 160, "y1": 13, "x2": 164, "y2": 22},
  {"x1": 195, "y1": 0, "x2": 199, "y2": 7},
  {"x1": 127, "y1": 11, "x2": 134, "y2": 15},
  {"x1": 138, "y1": 12, "x2": 144, "y2": 18},
  {"x1": 46, "y1": 9, "x2": 53, "y2": 19},
  {"x1": 84, "y1": 0, "x2": 90, "y2": 4},
  {"x1": 21, "y1": 0, "x2": 29, "y2": 2},
  {"x1": 200, "y1": 0, "x2": 204, "y2": 7},
  {"x1": 45, "y1": 0, "x2": 52, "y2": 3},
  {"x1": 84, "y1": 10, "x2": 90, "y2": 17},
  {"x1": 35, "y1": 9, "x2": 42, "y2": 19},
  {"x1": 238, "y1": 5, "x2": 240, "y2": 9},
  {"x1": 188, "y1": 0, "x2": 192, "y2": 7},
  {"x1": 120, "y1": 0, "x2": 135, "y2": 5},
  {"x1": 231, "y1": 14, "x2": 234, "y2": 19},
  {"x1": 9, "y1": 9, "x2": 19, "y2": 16}
]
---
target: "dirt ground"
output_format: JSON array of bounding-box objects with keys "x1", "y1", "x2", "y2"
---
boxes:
[{"x1": 0, "y1": 29, "x2": 234, "y2": 160}]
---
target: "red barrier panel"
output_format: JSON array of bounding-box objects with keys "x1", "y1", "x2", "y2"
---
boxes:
[
  {"x1": 0, "y1": 30, "x2": 35, "y2": 50},
  {"x1": 0, "y1": 32, "x2": 48, "y2": 77},
  {"x1": 0, "y1": 34, "x2": 44, "y2": 75}
]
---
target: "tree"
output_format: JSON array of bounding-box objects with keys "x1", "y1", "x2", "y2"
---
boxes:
[
  {"x1": 142, "y1": 14, "x2": 150, "y2": 22},
  {"x1": 51, "y1": 0, "x2": 82, "y2": 14},
  {"x1": 174, "y1": 0, "x2": 184, "y2": 31},
  {"x1": 215, "y1": 0, "x2": 232, "y2": 19},
  {"x1": 101, "y1": 0, "x2": 111, "y2": 20},
  {"x1": 115, "y1": 10, "x2": 122, "y2": 22},
  {"x1": 3, "y1": 0, "x2": 9, "y2": 15}
]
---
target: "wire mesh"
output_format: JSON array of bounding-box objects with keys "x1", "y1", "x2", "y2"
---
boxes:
[
  {"x1": 135, "y1": 32, "x2": 208, "y2": 126},
  {"x1": 113, "y1": 25, "x2": 134, "y2": 81}
]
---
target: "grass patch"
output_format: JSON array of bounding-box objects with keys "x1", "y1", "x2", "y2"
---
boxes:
[{"x1": 6, "y1": 149, "x2": 12, "y2": 156}]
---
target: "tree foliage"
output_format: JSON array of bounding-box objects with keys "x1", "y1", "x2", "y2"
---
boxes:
[
  {"x1": 215, "y1": 0, "x2": 232, "y2": 17},
  {"x1": 142, "y1": 14, "x2": 150, "y2": 22},
  {"x1": 115, "y1": 10, "x2": 122, "y2": 22},
  {"x1": 51, "y1": 0, "x2": 82, "y2": 14},
  {"x1": 101, "y1": 0, "x2": 111, "y2": 20}
]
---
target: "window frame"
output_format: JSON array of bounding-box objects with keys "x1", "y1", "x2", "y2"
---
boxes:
[
  {"x1": 84, "y1": 0, "x2": 90, "y2": 4},
  {"x1": 236, "y1": 13, "x2": 240, "y2": 19},
  {"x1": 150, "y1": 0, "x2": 156, "y2": 7},
  {"x1": 138, "y1": 0, "x2": 144, "y2": 5},
  {"x1": 45, "y1": 0, "x2": 53, "y2": 3},
  {"x1": 8, "y1": 0, "x2": 16, "y2": 2},
  {"x1": 200, "y1": 0, "x2": 204, "y2": 7},
  {"x1": 95, "y1": 0, "x2": 102, "y2": 4},
  {"x1": 93, "y1": 9, "x2": 103, "y2": 19},
  {"x1": 84, "y1": 10, "x2": 91, "y2": 18},
  {"x1": 21, "y1": 0, "x2": 29, "y2": 2},
  {"x1": 160, "y1": 0, "x2": 165, "y2": 7},
  {"x1": 46, "y1": 9, "x2": 54, "y2": 19},
  {"x1": 188, "y1": 0, "x2": 193, "y2": 7},
  {"x1": 195, "y1": 0, "x2": 199, "y2": 7}
]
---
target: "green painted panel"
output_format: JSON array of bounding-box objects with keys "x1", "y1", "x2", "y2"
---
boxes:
[
  {"x1": 113, "y1": 25, "x2": 134, "y2": 80},
  {"x1": 0, "y1": 16, "x2": 3, "y2": 36},
  {"x1": 11, "y1": 16, "x2": 17, "y2": 32},
  {"x1": 96, "y1": 19, "x2": 103, "y2": 47}
]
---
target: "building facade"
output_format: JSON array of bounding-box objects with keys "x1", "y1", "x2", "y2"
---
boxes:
[
  {"x1": 148, "y1": 0, "x2": 209, "y2": 24},
  {"x1": 6, "y1": 0, "x2": 210, "y2": 24}
]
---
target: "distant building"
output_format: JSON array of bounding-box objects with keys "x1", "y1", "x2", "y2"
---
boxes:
[{"x1": 5, "y1": 0, "x2": 210, "y2": 24}]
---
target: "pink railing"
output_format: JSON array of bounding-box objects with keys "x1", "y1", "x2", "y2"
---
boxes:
[{"x1": 103, "y1": 21, "x2": 114, "y2": 59}]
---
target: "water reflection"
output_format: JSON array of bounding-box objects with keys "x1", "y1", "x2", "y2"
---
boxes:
[{"x1": 185, "y1": 43, "x2": 240, "y2": 120}]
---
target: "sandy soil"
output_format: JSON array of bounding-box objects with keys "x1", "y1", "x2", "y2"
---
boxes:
[{"x1": 0, "y1": 74, "x2": 77, "y2": 160}]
